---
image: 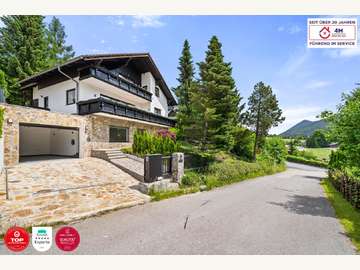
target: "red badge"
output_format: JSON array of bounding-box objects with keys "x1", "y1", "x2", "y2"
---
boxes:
[
  {"x1": 4, "y1": 226, "x2": 30, "y2": 252},
  {"x1": 55, "y1": 226, "x2": 80, "y2": 252}
]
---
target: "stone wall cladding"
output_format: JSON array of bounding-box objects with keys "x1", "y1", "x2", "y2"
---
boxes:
[
  {"x1": 0, "y1": 104, "x2": 91, "y2": 166},
  {"x1": 0, "y1": 104, "x2": 169, "y2": 166}
]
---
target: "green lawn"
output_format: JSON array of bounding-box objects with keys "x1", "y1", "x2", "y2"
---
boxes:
[
  {"x1": 322, "y1": 179, "x2": 360, "y2": 253},
  {"x1": 303, "y1": 147, "x2": 334, "y2": 161}
]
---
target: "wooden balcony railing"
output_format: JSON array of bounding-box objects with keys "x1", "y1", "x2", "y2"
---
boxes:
[
  {"x1": 80, "y1": 67, "x2": 152, "y2": 101},
  {"x1": 77, "y1": 97, "x2": 176, "y2": 127}
]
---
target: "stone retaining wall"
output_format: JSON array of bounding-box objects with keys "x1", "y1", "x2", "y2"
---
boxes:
[
  {"x1": 1, "y1": 104, "x2": 91, "y2": 166},
  {"x1": 0, "y1": 104, "x2": 169, "y2": 166}
]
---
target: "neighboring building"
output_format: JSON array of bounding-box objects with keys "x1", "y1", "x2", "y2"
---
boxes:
[{"x1": 0, "y1": 53, "x2": 177, "y2": 166}]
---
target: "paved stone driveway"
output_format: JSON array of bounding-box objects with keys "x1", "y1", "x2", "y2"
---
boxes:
[{"x1": 0, "y1": 158, "x2": 149, "y2": 234}]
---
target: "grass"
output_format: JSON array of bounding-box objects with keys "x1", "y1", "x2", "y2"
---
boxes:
[
  {"x1": 150, "y1": 187, "x2": 200, "y2": 201},
  {"x1": 303, "y1": 147, "x2": 334, "y2": 162},
  {"x1": 321, "y1": 179, "x2": 360, "y2": 253},
  {"x1": 287, "y1": 155, "x2": 328, "y2": 168},
  {"x1": 150, "y1": 154, "x2": 286, "y2": 201}
]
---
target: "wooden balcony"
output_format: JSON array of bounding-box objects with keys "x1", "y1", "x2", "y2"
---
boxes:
[
  {"x1": 77, "y1": 97, "x2": 175, "y2": 127},
  {"x1": 80, "y1": 67, "x2": 152, "y2": 101}
]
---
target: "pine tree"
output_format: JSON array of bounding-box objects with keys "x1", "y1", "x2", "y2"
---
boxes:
[
  {"x1": 198, "y1": 36, "x2": 243, "y2": 150},
  {"x1": 0, "y1": 15, "x2": 49, "y2": 104},
  {"x1": 47, "y1": 16, "x2": 75, "y2": 66},
  {"x1": 174, "y1": 39, "x2": 196, "y2": 140},
  {"x1": 245, "y1": 81, "x2": 285, "y2": 160}
]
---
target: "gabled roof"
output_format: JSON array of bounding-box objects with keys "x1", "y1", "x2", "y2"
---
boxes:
[{"x1": 20, "y1": 53, "x2": 177, "y2": 106}]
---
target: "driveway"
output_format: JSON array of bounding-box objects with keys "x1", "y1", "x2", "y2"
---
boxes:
[{"x1": 0, "y1": 162, "x2": 356, "y2": 254}]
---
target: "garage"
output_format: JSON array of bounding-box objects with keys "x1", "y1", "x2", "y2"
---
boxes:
[{"x1": 19, "y1": 123, "x2": 79, "y2": 162}]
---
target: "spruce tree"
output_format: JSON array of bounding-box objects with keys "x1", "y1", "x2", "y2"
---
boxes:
[
  {"x1": 198, "y1": 36, "x2": 243, "y2": 150},
  {"x1": 0, "y1": 16, "x2": 49, "y2": 104},
  {"x1": 174, "y1": 39, "x2": 196, "y2": 140},
  {"x1": 245, "y1": 81, "x2": 285, "y2": 160},
  {"x1": 47, "y1": 16, "x2": 75, "y2": 66}
]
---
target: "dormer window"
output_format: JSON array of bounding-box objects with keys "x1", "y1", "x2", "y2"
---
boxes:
[{"x1": 155, "y1": 86, "x2": 160, "y2": 97}]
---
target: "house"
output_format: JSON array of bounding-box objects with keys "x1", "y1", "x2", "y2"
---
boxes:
[{"x1": 0, "y1": 53, "x2": 177, "y2": 167}]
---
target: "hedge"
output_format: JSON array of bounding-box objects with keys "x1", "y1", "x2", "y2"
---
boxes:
[
  {"x1": 286, "y1": 155, "x2": 328, "y2": 168},
  {"x1": 329, "y1": 169, "x2": 360, "y2": 210}
]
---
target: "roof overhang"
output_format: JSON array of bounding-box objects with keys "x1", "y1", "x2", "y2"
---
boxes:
[{"x1": 20, "y1": 53, "x2": 177, "y2": 106}]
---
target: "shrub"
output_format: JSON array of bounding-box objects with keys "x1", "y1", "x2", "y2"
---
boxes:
[
  {"x1": 262, "y1": 136, "x2": 287, "y2": 164},
  {"x1": 287, "y1": 155, "x2": 328, "y2": 168},
  {"x1": 204, "y1": 158, "x2": 285, "y2": 189},
  {"x1": 181, "y1": 171, "x2": 205, "y2": 187},
  {"x1": 306, "y1": 129, "x2": 329, "y2": 148},
  {"x1": 231, "y1": 126, "x2": 255, "y2": 161},
  {"x1": 132, "y1": 130, "x2": 179, "y2": 156},
  {"x1": 297, "y1": 150, "x2": 317, "y2": 160}
]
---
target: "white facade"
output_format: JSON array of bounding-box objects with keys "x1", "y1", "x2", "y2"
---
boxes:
[
  {"x1": 32, "y1": 71, "x2": 170, "y2": 116},
  {"x1": 33, "y1": 79, "x2": 78, "y2": 114},
  {"x1": 141, "y1": 72, "x2": 169, "y2": 116}
]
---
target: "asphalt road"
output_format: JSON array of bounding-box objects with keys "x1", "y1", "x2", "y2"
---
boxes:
[{"x1": 0, "y1": 162, "x2": 357, "y2": 254}]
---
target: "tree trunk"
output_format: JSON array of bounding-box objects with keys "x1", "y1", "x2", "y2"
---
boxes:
[{"x1": 253, "y1": 102, "x2": 261, "y2": 161}]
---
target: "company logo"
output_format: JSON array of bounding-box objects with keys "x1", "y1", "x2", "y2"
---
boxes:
[
  {"x1": 4, "y1": 226, "x2": 30, "y2": 252},
  {"x1": 319, "y1": 26, "x2": 331, "y2": 39},
  {"x1": 32, "y1": 227, "x2": 52, "y2": 252},
  {"x1": 55, "y1": 226, "x2": 80, "y2": 252},
  {"x1": 308, "y1": 18, "x2": 357, "y2": 48}
]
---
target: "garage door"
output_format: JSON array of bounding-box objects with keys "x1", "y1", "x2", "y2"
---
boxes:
[{"x1": 19, "y1": 123, "x2": 79, "y2": 158}]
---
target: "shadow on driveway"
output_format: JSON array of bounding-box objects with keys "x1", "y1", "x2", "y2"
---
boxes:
[{"x1": 268, "y1": 194, "x2": 335, "y2": 218}]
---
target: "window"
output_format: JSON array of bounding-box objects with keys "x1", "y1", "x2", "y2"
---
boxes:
[
  {"x1": 43, "y1": 96, "x2": 49, "y2": 109},
  {"x1": 154, "y1": 107, "x2": 162, "y2": 115},
  {"x1": 32, "y1": 99, "x2": 39, "y2": 107},
  {"x1": 155, "y1": 86, "x2": 160, "y2": 97},
  {"x1": 66, "y1": 89, "x2": 76, "y2": 105},
  {"x1": 109, "y1": 126, "x2": 129, "y2": 142}
]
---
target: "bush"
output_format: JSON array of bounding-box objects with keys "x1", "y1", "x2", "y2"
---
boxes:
[
  {"x1": 306, "y1": 130, "x2": 329, "y2": 148},
  {"x1": 297, "y1": 150, "x2": 317, "y2": 160},
  {"x1": 287, "y1": 155, "x2": 328, "y2": 168},
  {"x1": 231, "y1": 126, "x2": 255, "y2": 161},
  {"x1": 132, "y1": 130, "x2": 179, "y2": 156},
  {"x1": 181, "y1": 171, "x2": 205, "y2": 187},
  {"x1": 204, "y1": 158, "x2": 285, "y2": 189},
  {"x1": 262, "y1": 136, "x2": 287, "y2": 164}
]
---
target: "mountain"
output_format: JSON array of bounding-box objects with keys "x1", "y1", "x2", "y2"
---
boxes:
[{"x1": 280, "y1": 119, "x2": 328, "y2": 137}]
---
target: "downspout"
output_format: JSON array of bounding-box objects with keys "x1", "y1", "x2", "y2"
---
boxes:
[{"x1": 57, "y1": 65, "x2": 80, "y2": 104}]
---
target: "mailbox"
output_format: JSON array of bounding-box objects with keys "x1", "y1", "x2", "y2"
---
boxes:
[{"x1": 144, "y1": 154, "x2": 162, "y2": 183}]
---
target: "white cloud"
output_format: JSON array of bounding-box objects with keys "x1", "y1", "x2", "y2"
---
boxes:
[
  {"x1": 270, "y1": 106, "x2": 322, "y2": 134},
  {"x1": 131, "y1": 16, "x2": 165, "y2": 28},
  {"x1": 325, "y1": 47, "x2": 360, "y2": 58},
  {"x1": 108, "y1": 16, "x2": 125, "y2": 26},
  {"x1": 279, "y1": 49, "x2": 310, "y2": 76},
  {"x1": 277, "y1": 24, "x2": 302, "y2": 34},
  {"x1": 289, "y1": 25, "x2": 302, "y2": 34},
  {"x1": 305, "y1": 80, "x2": 333, "y2": 89}
]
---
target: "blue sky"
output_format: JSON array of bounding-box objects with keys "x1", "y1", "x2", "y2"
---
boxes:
[{"x1": 46, "y1": 15, "x2": 360, "y2": 134}]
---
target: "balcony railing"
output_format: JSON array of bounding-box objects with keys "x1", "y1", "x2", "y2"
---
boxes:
[
  {"x1": 77, "y1": 97, "x2": 176, "y2": 127},
  {"x1": 80, "y1": 67, "x2": 152, "y2": 101}
]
